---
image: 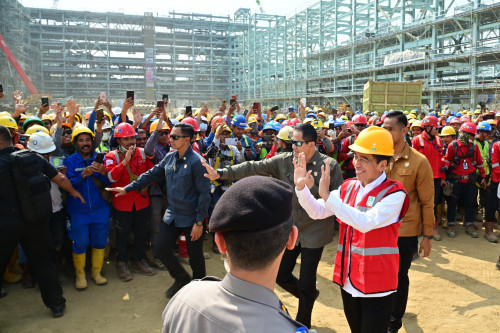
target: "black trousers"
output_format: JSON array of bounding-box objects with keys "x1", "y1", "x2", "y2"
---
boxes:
[
  {"x1": 433, "y1": 178, "x2": 442, "y2": 221},
  {"x1": 114, "y1": 206, "x2": 151, "y2": 262},
  {"x1": 341, "y1": 288, "x2": 394, "y2": 333},
  {"x1": 0, "y1": 216, "x2": 65, "y2": 310},
  {"x1": 155, "y1": 221, "x2": 205, "y2": 281},
  {"x1": 389, "y1": 236, "x2": 419, "y2": 331},
  {"x1": 276, "y1": 243, "x2": 324, "y2": 329}
]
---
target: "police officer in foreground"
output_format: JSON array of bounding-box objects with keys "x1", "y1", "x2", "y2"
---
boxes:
[
  {"x1": 0, "y1": 125, "x2": 85, "y2": 317},
  {"x1": 161, "y1": 176, "x2": 307, "y2": 333}
]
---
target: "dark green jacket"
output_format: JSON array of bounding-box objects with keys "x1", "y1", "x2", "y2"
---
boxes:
[{"x1": 220, "y1": 151, "x2": 343, "y2": 248}]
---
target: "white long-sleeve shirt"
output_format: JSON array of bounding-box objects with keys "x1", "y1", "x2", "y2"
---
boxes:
[{"x1": 295, "y1": 172, "x2": 406, "y2": 297}]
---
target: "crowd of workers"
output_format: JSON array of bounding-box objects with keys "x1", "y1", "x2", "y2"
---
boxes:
[{"x1": 0, "y1": 88, "x2": 499, "y2": 332}]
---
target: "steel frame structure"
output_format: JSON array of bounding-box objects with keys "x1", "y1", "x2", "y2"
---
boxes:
[{"x1": 232, "y1": 0, "x2": 500, "y2": 110}]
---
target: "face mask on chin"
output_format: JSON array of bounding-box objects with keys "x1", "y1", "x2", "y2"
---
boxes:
[
  {"x1": 118, "y1": 145, "x2": 129, "y2": 154},
  {"x1": 102, "y1": 132, "x2": 110, "y2": 141}
]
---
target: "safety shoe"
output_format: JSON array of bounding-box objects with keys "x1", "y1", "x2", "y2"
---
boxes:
[
  {"x1": 154, "y1": 258, "x2": 167, "y2": 271},
  {"x1": 447, "y1": 226, "x2": 456, "y2": 238},
  {"x1": 134, "y1": 259, "x2": 157, "y2": 276},
  {"x1": 465, "y1": 226, "x2": 478, "y2": 238},
  {"x1": 51, "y1": 304, "x2": 66, "y2": 318},
  {"x1": 116, "y1": 261, "x2": 133, "y2": 282},
  {"x1": 432, "y1": 228, "x2": 442, "y2": 241},
  {"x1": 165, "y1": 277, "x2": 190, "y2": 298},
  {"x1": 0, "y1": 288, "x2": 6, "y2": 298}
]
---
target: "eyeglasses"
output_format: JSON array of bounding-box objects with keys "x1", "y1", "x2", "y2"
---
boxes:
[
  {"x1": 291, "y1": 140, "x2": 311, "y2": 147},
  {"x1": 160, "y1": 131, "x2": 170, "y2": 136},
  {"x1": 63, "y1": 130, "x2": 72, "y2": 135},
  {"x1": 170, "y1": 134, "x2": 189, "y2": 140}
]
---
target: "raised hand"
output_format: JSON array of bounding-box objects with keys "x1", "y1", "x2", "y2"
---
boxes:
[
  {"x1": 319, "y1": 159, "x2": 331, "y2": 201},
  {"x1": 293, "y1": 152, "x2": 312, "y2": 191}
]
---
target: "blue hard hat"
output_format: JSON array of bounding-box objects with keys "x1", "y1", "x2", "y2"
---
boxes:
[
  {"x1": 334, "y1": 119, "x2": 345, "y2": 127},
  {"x1": 306, "y1": 113, "x2": 317, "y2": 119},
  {"x1": 231, "y1": 115, "x2": 248, "y2": 129},
  {"x1": 477, "y1": 121, "x2": 492, "y2": 132},
  {"x1": 456, "y1": 112, "x2": 462, "y2": 117},
  {"x1": 263, "y1": 122, "x2": 278, "y2": 132}
]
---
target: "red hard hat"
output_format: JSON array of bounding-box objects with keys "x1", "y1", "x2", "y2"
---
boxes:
[
  {"x1": 460, "y1": 115, "x2": 470, "y2": 123},
  {"x1": 114, "y1": 123, "x2": 136, "y2": 138},
  {"x1": 450, "y1": 117, "x2": 460, "y2": 125},
  {"x1": 210, "y1": 116, "x2": 226, "y2": 127},
  {"x1": 181, "y1": 117, "x2": 200, "y2": 131},
  {"x1": 287, "y1": 118, "x2": 301, "y2": 128},
  {"x1": 422, "y1": 115, "x2": 441, "y2": 128},
  {"x1": 460, "y1": 121, "x2": 476, "y2": 135},
  {"x1": 352, "y1": 114, "x2": 367, "y2": 125}
]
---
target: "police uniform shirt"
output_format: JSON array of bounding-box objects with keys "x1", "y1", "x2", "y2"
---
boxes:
[{"x1": 161, "y1": 273, "x2": 305, "y2": 333}]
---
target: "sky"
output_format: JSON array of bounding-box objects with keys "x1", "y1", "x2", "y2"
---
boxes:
[{"x1": 20, "y1": 0, "x2": 315, "y2": 19}]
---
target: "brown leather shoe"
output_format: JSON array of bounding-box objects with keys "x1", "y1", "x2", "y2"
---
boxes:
[
  {"x1": 116, "y1": 261, "x2": 133, "y2": 282},
  {"x1": 133, "y1": 259, "x2": 157, "y2": 276}
]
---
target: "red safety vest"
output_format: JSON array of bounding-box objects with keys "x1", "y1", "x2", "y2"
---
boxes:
[{"x1": 333, "y1": 177, "x2": 409, "y2": 294}]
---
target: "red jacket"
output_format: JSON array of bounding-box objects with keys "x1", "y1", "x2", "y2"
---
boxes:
[
  {"x1": 333, "y1": 178, "x2": 409, "y2": 294},
  {"x1": 443, "y1": 140, "x2": 485, "y2": 182},
  {"x1": 338, "y1": 135, "x2": 356, "y2": 172},
  {"x1": 411, "y1": 134, "x2": 445, "y2": 179},
  {"x1": 491, "y1": 141, "x2": 500, "y2": 183},
  {"x1": 105, "y1": 148, "x2": 154, "y2": 211}
]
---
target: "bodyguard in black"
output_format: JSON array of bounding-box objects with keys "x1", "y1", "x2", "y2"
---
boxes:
[{"x1": 0, "y1": 125, "x2": 74, "y2": 317}]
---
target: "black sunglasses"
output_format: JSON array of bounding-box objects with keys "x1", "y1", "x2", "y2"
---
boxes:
[
  {"x1": 291, "y1": 140, "x2": 311, "y2": 147},
  {"x1": 160, "y1": 131, "x2": 170, "y2": 136},
  {"x1": 63, "y1": 129, "x2": 72, "y2": 135},
  {"x1": 170, "y1": 134, "x2": 189, "y2": 140}
]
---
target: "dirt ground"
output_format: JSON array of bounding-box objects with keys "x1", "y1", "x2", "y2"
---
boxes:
[{"x1": 1, "y1": 226, "x2": 499, "y2": 333}]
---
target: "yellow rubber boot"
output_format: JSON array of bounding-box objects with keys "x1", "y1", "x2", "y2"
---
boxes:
[
  {"x1": 3, "y1": 248, "x2": 21, "y2": 284},
  {"x1": 73, "y1": 252, "x2": 87, "y2": 290},
  {"x1": 91, "y1": 248, "x2": 107, "y2": 286}
]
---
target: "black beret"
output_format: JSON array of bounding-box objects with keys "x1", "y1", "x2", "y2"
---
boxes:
[{"x1": 209, "y1": 176, "x2": 293, "y2": 233}]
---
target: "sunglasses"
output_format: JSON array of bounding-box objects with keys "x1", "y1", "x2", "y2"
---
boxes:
[
  {"x1": 170, "y1": 134, "x2": 189, "y2": 140},
  {"x1": 63, "y1": 130, "x2": 72, "y2": 135},
  {"x1": 160, "y1": 131, "x2": 170, "y2": 136},
  {"x1": 291, "y1": 140, "x2": 311, "y2": 147}
]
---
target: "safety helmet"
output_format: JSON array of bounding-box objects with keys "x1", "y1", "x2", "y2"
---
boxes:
[
  {"x1": 102, "y1": 121, "x2": 112, "y2": 131},
  {"x1": 217, "y1": 123, "x2": 232, "y2": 135},
  {"x1": 459, "y1": 115, "x2": 470, "y2": 123},
  {"x1": 247, "y1": 116, "x2": 258, "y2": 124},
  {"x1": 210, "y1": 116, "x2": 226, "y2": 127},
  {"x1": 0, "y1": 116, "x2": 19, "y2": 131},
  {"x1": 467, "y1": 111, "x2": 473, "y2": 117},
  {"x1": 71, "y1": 125, "x2": 95, "y2": 142},
  {"x1": 421, "y1": 115, "x2": 441, "y2": 128},
  {"x1": 263, "y1": 122, "x2": 278, "y2": 132},
  {"x1": 305, "y1": 113, "x2": 317, "y2": 119},
  {"x1": 477, "y1": 121, "x2": 491, "y2": 132},
  {"x1": 449, "y1": 117, "x2": 460, "y2": 125},
  {"x1": 317, "y1": 112, "x2": 326, "y2": 119},
  {"x1": 408, "y1": 118, "x2": 415, "y2": 127},
  {"x1": 277, "y1": 126, "x2": 294, "y2": 142},
  {"x1": 410, "y1": 110, "x2": 417, "y2": 115},
  {"x1": 181, "y1": 117, "x2": 200, "y2": 131},
  {"x1": 486, "y1": 119, "x2": 497, "y2": 126},
  {"x1": 25, "y1": 124, "x2": 49, "y2": 136},
  {"x1": 439, "y1": 126, "x2": 456, "y2": 137},
  {"x1": 41, "y1": 114, "x2": 53, "y2": 122},
  {"x1": 474, "y1": 109, "x2": 481, "y2": 115},
  {"x1": 369, "y1": 116, "x2": 380, "y2": 126},
  {"x1": 403, "y1": 111, "x2": 409, "y2": 115},
  {"x1": 74, "y1": 113, "x2": 83, "y2": 123},
  {"x1": 311, "y1": 119, "x2": 324, "y2": 129},
  {"x1": 410, "y1": 120, "x2": 422, "y2": 130},
  {"x1": 303, "y1": 118, "x2": 314, "y2": 124},
  {"x1": 113, "y1": 123, "x2": 136, "y2": 138},
  {"x1": 231, "y1": 115, "x2": 248, "y2": 129},
  {"x1": 348, "y1": 126, "x2": 394, "y2": 156},
  {"x1": 407, "y1": 114, "x2": 416, "y2": 120},
  {"x1": 175, "y1": 115, "x2": 184, "y2": 122},
  {"x1": 460, "y1": 121, "x2": 477, "y2": 135},
  {"x1": 85, "y1": 111, "x2": 92, "y2": 121},
  {"x1": 352, "y1": 114, "x2": 367, "y2": 125},
  {"x1": 27, "y1": 132, "x2": 56, "y2": 154},
  {"x1": 19, "y1": 114, "x2": 28, "y2": 121},
  {"x1": 22, "y1": 116, "x2": 45, "y2": 132},
  {"x1": 149, "y1": 119, "x2": 170, "y2": 133},
  {"x1": 275, "y1": 114, "x2": 287, "y2": 122}
]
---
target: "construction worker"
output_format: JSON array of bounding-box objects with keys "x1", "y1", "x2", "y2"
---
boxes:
[
  {"x1": 265, "y1": 125, "x2": 294, "y2": 159},
  {"x1": 63, "y1": 125, "x2": 111, "y2": 290},
  {"x1": 411, "y1": 116, "x2": 445, "y2": 240},
  {"x1": 312, "y1": 119, "x2": 333, "y2": 155},
  {"x1": 105, "y1": 122, "x2": 156, "y2": 281},
  {"x1": 231, "y1": 115, "x2": 256, "y2": 160},
  {"x1": 409, "y1": 120, "x2": 422, "y2": 138},
  {"x1": 0, "y1": 115, "x2": 24, "y2": 149},
  {"x1": 442, "y1": 121, "x2": 486, "y2": 238},
  {"x1": 294, "y1": 126, "x2": 409, "y2": 333},
  {"x1": 440, "y1": 126, "x2": 456, "y2": 149},
  {"x1": 475, "y1": 121, "x2": 493, "y2": 239},
  {"x1": 339, "y1": 115, "x2": 366, "y2": 179},
  {"x1": 449, "y1": 117, "x2": 461, "y2": 133}
]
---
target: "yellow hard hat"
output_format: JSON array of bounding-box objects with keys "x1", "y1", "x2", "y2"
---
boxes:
[
  {"x1": 25, "y1": 124, "x2": 49, "y2": 136},
  {"x1": 248, "y1": 116, "x2": 258, "y2": 124},
  {"x1": 439, "y1": 126, "x2": 456, "y2": 137},
  {"x1": 277, "y1": 126, "x2": 294, "y2": 142},
  {"x1": 474, "y1": 109, "x2": 481, "y2": 115},
  {"x1": 303, "y1": 118, "x2": 313, "y2": 124},
  {"x1": 403, "y1": 111, "x2": 409, "y2": 115},
  {"x1": 0, "y1": 111, "x2": 10, "y2": 117},
  {"x1": 410, "y1": 120, "x2": 422, "y2": 130},
  {"x1": 19, "y1": 114, "x2": 28, "y2": 121},
  {"x1": 317, "y1": 112, "x2": 326, "y2": 118},
  {"x1": 49, "y1": 124, "x2": 58, "y2": 136},
  {"x1": 408, "y1": 118, "x2": 415, "y2": 126},
  {"x1": 176, "y1": 115, "x2": 183, "y2": 122},
  {"x1": 217, "y1": 123, "x2": 232, "y2": 134},
  {"x1": 74, "y1": 113, "x2": 83, "y2": 123},
  {"x1": 349, "y1": 126, "x2": 394, "y2": 156},
  {"x1": 149, "y1": 119, "x2": 170, "y2": 133},
  {"x1": 71, "y1": 126, "x2": 95, "y2": 142},
  {"x1": 0, "y1": 116, "x2": 19, "y2": 131},
  {"x1": 410, "y1": 110, "x2": 417, "y2": 115},
  {"x1": 275, "y1": 114, "x2": 287, "y2": 121},
  {"x1": 486, "y1": 119, "x2": 497, "y2": 126},
  {"x1": 340, "y1": 115, "x2": 348, "y2": 120},
  {"x1": 407, "y1": 114, "x2": 416, "y2": 120},
  {"x1": 467, "y1": 111, "x2": 473, "y2": 116},
  {"x1": 312, "y1": 119, "x2": 324, "y2": 128}
]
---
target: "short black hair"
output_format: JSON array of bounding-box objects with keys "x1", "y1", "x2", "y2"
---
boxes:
[
  {"x1": 373, "y1": 154, "x2": 392, "y2": 165},
  {"x1": 137, "y1": 129, "x2": 147, "y2": 136},
  {"x1": 385, "y1": 110, "x2": 407, "y2": 128},
  {"x1": 223, "y1": 222, "x2": 292, "y2": 271},
  {"x1": 174, "y1": 123, "x2": 195, "y2": 140},
  {"x1": 295, "y1": 123, "x2": 317, "y2": 143},
  {"x1": 0, "y1": 125, "x2": 13, "y2": 146}
]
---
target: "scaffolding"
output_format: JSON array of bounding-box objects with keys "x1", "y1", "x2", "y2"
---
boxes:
[{"x1": 232, "y1": 0, "x2": 500, "y2": 110}]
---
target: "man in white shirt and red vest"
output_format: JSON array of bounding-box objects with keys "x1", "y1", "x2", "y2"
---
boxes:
[{"x1": 294, "y1": 126, "x2": 409, "y2": 333}]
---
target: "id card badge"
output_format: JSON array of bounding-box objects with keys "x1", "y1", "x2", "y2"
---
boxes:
[{"x1": 463, "y1": 160, "x2": 468, "y2": 170}]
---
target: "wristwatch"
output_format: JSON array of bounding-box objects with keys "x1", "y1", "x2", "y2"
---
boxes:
[
  {"x1": 216, "y1": 169, "x2": 224, "y2": 177},
  {"x1": 423, "y1": 235, "x2": 433, "y2": 240},
  {"x1": 196, "y1": 221, "x2": 203, "y2": 226}
]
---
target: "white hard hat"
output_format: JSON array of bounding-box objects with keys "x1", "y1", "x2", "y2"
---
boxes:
[
  {"x1": 102, "y1": 121, "x2": 112, "y2": 130},
  {"x1": 112, "y1": 106, "x2": 122, "y2": 115},
  {"x1": 27, "y1": 132, "x2": 56, "y2": 154}
]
